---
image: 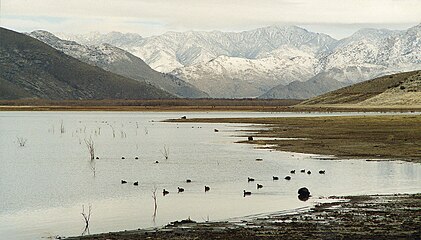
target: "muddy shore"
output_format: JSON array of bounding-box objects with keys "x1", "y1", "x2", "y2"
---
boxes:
[
  {"x1": 168, "y1": 114, "x2": 421, "y2": 163},
  {"x1": 69, "y1": 194, "x2": 421, "y2": 240}
]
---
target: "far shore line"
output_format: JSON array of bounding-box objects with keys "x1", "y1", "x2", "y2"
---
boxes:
[{"x1": 2, "y1": 104, "x2": 421, "y2": 112}]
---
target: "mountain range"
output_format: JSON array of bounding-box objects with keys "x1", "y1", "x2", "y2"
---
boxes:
[
  {"x1": 0, "y1": 27, "x2": 174, "y2": 100},
  {"x1": 58, "y1": 24, "x2": 421, "y2": 99},
  {"x1": 28, "y1": 31, "x2": 208, "y2": 98}
]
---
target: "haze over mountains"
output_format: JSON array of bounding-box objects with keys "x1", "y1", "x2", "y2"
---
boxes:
[{"x1": 58, "y1": 24, "x2": 421, "y2": 99}]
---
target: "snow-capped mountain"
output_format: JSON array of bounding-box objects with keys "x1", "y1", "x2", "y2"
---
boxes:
[
  {"x1": 59, "y1": 25, "x2": 336, "y2": 73},
  {"x1": 29, "y1": 31, "x2": 208, "y2": 98},
  {"x1": 57, "y1": 24, "x2": 421, "y2": 99},
  {"x1": 263, "y1": 24, "x2": 421, "y2": 99},
  {"x1": 171, "y1": 47, "x2": 318, "y2": 98}
]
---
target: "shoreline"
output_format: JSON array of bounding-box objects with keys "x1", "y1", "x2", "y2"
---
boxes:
[
  {"x1": 69, "y1": 193, "x2": 421, "y2": 239},
  {"x1": 2, "y1": 105, "x2": 421, "y2": 112},
  {"x1": 168, "y1": 114, "x2": 421, "y2": 163}
]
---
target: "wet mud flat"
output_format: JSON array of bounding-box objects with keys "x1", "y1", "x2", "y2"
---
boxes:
[{"x1": 71, "y1": 193, "x2": 421, "y2": 240}]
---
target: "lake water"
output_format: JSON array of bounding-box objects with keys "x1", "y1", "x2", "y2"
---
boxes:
[{"x1": 0, "y1": 111, "x2": 420, "y2": 239}]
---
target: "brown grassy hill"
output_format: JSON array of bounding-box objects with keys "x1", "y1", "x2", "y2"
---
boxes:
[
  {"x1": 0, "y1": 27, "x2": 175, "y2": 100},
  {"x1": 301, "y1": 70, "x2": 421, "y2": 105}
]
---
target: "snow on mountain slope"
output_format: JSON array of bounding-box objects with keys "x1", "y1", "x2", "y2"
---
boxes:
[
  {"x1": 171, "y1": 47, "x2": 318, "y2": 98},
  {"x1": 29, "y1": 31, "x2": 208, "y2": 98},
  {"x1": 59, "y1": 25, "x2": 336, "y2": 73},
  {"x1": 57, "y1": 24, "x2": 421, "y2": 99}
]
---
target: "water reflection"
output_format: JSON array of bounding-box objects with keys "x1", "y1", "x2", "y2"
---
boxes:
[{"x1": 0, "y1": 111, "x2": 420, "y2": 239}]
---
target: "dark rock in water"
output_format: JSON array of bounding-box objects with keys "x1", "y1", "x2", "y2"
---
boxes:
[
  {"x1": 298, "y1": 187, "x2": 310, "y2": 197},
  {"x1": 248, "y1": 136, "x2": 253, "y2": 141}
]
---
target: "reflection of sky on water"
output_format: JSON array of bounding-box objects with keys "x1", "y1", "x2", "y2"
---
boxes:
[{"x1": 0, "y1": 111, "x2": 420, "y2": 239}]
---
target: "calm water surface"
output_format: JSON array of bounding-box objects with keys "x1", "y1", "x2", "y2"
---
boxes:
[{"x1": 0, "y1": 111, "x2": 420, "y2": 239}]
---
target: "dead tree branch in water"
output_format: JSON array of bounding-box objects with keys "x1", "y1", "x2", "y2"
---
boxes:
[{"x1": 84, "y1": 137, "x2": 95, "y2": 160}]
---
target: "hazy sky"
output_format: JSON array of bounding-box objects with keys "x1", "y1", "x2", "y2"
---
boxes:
[{"x1": 1, "y1": 0, "x2": 421, "y2": 39}]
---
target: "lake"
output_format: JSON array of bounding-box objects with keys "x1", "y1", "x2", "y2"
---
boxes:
[{"x1": 1, "y1": 111, "x2": 420, "y2": 239}]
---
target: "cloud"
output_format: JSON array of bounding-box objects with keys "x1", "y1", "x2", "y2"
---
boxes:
[{"x1": 1, "y1": 0, "x2": 421, "y2": 38}]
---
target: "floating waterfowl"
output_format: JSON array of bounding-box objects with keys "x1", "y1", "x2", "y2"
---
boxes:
[
  {"x1": 273, "y1": 176, "x2": 279, "y2": 180},
  {"x1": 248, "y1": 177, "x2": 255, "y2": 182},
  {"x1": 257, "y1": 184, "x2": 263, "y2": 189},
  {"x1": 121, "y1": 180, "x2": 127, "y2": 184},
  {"x1": 243, "y1": 190, "x2": 252, "y2": 197},
  {"x1": 285, "y1": 176, "x2": 291, "y2": 180},
  {"x1": 177, "y1": 187, "x2": 184, "y2": 193},
  {"x1": 163, "y1": 189, "x2": 169, "y2": 196},
  {"x1": 205, "y1": 186, "x2": 210, "y2": 192},
  {"x1": 133, "y1": 181, "x2": 138, "y2": 186},
  {"x1": 186, "y1": 179, "x2": 192, "y2": 183},
  {"x1": 319, "y1": 170, "x2": 326, "y2": 174},
  {"x1": 290, "y1": 170, "x2": 296, "y2": 174}
]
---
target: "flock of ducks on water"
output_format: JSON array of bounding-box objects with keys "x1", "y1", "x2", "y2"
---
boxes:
[{"x1": 120, "y1": 169, "x2": 325, "y2": 197}]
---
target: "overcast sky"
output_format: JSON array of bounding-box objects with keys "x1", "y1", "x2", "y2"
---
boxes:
[{"x1": 1, "y1": 0, "x2": 421, "y2": 39}]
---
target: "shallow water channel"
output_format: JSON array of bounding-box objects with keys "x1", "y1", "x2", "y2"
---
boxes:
[{"x1": 0, "y1": 111, "x2": 420, "y2": 239}]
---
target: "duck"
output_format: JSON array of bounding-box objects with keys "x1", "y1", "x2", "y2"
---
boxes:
[
  {"x1": 135, "y1": 156, "x2": 139, "y2": 160},
  {"x1": 307, "y1": 170, "x2": 312, "y2": 175},
  {"x1": 121, "y1": 180, "x2": 127, "y2": 184},
  {"x1": 247, "y1": 177, "x2": 255, "y2": 182},
  {"x1": 319, "y1": 170, "x2": 326, "y2": 174},
  {"x1": 284, "y1": 176, "x2": 291, "y2": 180},
  {"x1": 177, "y1": 187, "x2": 184, "y2": 193},
  {"x1": 257, "y1": 184, "x2": 263, "y2": 189},
  {"x1": 121, "y1": 156, "x2": 125, "y2": 160},
  {"x1": 243, "y1": 190, "x2": 252, "y2": 197},
  {"x1": 95, "y1": 156, "x2": 100, "y2": 160},
  {"x1": 290, "y1": 170, "x2": 296, "y2": 174},
  {"x1": 273, "y1": 176, "x2": 279, "y2": 180},
  {"x1": 163, "y1": 189, "x2": 169, "y2": 196},
  {"x1": 300, "y1": 169, "x2": 305, "y2": 173},
  {"x1": 186, "y1": 179, "x2": 192, "y2": 183},
  {"x1": 205, "y1": 186, "x2": 210, "y2": 192},
  {"x1": 133, "y1": 181, "x2": 138, "y2": 186}
]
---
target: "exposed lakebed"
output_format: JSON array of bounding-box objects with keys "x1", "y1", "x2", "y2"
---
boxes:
[{"x1": 0, "y1": 111, "x2": 420, "y2": 239}]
